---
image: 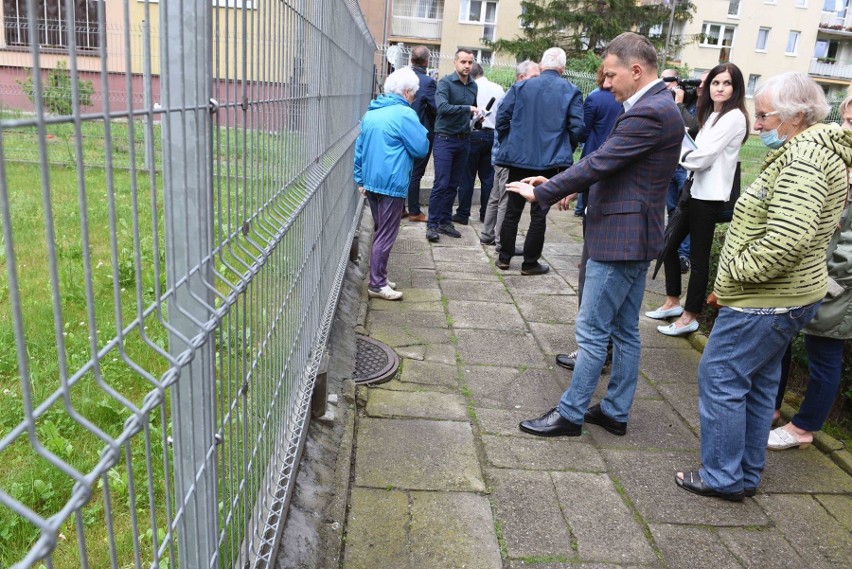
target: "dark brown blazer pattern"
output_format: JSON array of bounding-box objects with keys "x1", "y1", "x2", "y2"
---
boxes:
[{"x1": 534, "y1": 81, "x2": 683, "y2": 262}]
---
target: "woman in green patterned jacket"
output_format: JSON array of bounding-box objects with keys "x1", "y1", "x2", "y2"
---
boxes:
[{"x1": 675, "y1": 73, "x2": 852, "y2": 502}]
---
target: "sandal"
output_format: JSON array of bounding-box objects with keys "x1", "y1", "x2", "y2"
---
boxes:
[{"x1": 675, "y1": 470, "x2": 744, "y2": 502}]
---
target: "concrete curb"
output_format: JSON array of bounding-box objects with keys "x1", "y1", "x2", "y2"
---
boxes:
[{"x1": 686, "y1": 328, "x2": 852, "y2": 476}]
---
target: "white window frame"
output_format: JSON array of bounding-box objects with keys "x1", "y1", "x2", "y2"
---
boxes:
[
  {"x1": 755, "y1": 27, "x2": 770, "y2": 52},
  {"x1": 786, "y1": 30, "x2": 801, "y2": 55},
  {"x1": 747, "y1": 74, "x2": 760, "y2": 98},
  {"x1": 459, "y1": 0, "x2": 498, "y2": 25},
  {"x1": 700, "y1": 22, "x2": 736, "y2": 49},
  {"x1": 795, "y1": 0, "x2": 808, "y2": 7},
  {"x1": 469, "y1": 48, "x2": 492, "y2": 65}
]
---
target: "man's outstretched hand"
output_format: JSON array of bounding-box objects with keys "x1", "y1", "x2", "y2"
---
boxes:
[{"x1": 505, "y1": 181, "x2": 537, "y2": 202}]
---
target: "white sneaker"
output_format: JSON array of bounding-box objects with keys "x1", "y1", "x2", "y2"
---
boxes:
[
  {"x1": 387, "y1": 281, "x2": 397, "y2": 290},
  {"x1": 368, "y1": 285, "x2": 403, "y2": 301}
]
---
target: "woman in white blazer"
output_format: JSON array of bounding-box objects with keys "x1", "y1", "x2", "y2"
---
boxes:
[{"x1": 647, "y1": 62, "x2": 750, "y2": 336}]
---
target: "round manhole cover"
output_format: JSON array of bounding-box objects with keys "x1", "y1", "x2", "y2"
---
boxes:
[{"x1": 353, "y1": 336, "x2": 399, "y2": 385}]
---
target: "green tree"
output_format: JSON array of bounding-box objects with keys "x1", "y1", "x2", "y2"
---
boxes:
[
  {"x1": 18, "y1": 61, "x2": 95, "y2": 116},
  {"x1": 490, "y1": 0, "x2": 695, "y2": 65}
]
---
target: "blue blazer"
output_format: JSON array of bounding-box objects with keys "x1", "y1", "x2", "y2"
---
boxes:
[
  {"x1": 534, "y1": 81, "x2": 682, "y2": 261},
  {"x1": 579, "y1": 88, "x2": 622, "y2": 158},
  {"x1": 410, "y1": 65, "x2": 437, "y2": 134}
]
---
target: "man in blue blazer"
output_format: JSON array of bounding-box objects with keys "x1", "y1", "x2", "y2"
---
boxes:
[{"x1": 508, "y1": 32, "x2": 682, "y2": 437}]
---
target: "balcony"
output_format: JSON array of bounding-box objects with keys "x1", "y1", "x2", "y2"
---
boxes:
[
  {"x1": 809, "y1": 57, "x2": 852, "y2": 80},
  {"x1": 391, "y1": 15, "x2": 442, "y2": 40},
  {"x1": 391, "y1": 0, "x2": 444, "y2": 41},
  {"x1": 820, "y1": 10, "x2": 852, "y2": 34}
]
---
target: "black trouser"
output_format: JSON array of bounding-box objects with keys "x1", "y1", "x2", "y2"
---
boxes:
[
  {"x1": 498, "y1": 166, "x2": 559, "y2": 270},
  {"x1": 663, "y1": 197, "x2": 723, "y2": 314}
]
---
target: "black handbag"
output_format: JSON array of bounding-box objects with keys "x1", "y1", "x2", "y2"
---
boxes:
[{"x1": 717, "y1": 161, "x2": 741, "y2": 223}]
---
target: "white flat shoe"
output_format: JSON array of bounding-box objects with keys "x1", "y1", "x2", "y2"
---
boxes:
[
  {"x1": 645, "y1": 306, "x2": 684, "y2": 320},
  {"x1": 767, "y1": 427, "x2": 812, "y2": 450},
  {"x1": 657, "y1": 320, "x2": 698, "y2": 336},
  {"x1": 387, "y1": 281, "x2": 397, "y2": 290},
  {"x1": 368, "y1": 285, "x2": 403, "y2": 301}
]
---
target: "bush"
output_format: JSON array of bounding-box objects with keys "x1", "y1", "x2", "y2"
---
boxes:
[{"x1": 17, "y1": 61, "x2": 94, "y2": 116}]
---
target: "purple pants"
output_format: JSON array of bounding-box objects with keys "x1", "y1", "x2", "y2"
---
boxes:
[{"x1": 367, "y1": 192, "x2": 404, "y2": 289}]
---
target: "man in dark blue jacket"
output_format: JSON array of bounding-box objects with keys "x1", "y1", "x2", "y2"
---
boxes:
[
  {"x1": 404, "y1": 45, "x2": 437, "y2": 222},
  {"x1": 494, "y1": 47, "x2": 584, "y2": 275}
]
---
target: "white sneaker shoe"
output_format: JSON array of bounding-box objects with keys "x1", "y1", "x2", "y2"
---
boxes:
[
  {"x1": 387, "y1": 281, "x2": 397, "y2": 290},
  {"x1": 368, "y1": 285, "x2": 403, "y2": 301}
]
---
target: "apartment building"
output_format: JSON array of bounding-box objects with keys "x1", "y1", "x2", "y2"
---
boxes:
[
  {"x1": 365, "y1": 0, "x2": 850, "y2": 105},
  {"x1": 671, "y1": 0, "x2": 851, "y2": 101}
]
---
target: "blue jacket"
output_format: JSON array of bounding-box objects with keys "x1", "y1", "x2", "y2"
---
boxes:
[
  {"x1": 410, "y1": 65, "x2": 437, "y2": 133},
  {"x1": 579, "y1": 88, "x2": 621, "y2": 158},
  {"x1": 354, "y1": 93, "x2": 429, "y2": 198},
  {"x1": 494, "y1": 69, "x2": 584, "y2": 170}
]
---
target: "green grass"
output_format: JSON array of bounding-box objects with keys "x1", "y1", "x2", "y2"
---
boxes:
[{"x1": 0, "y1": 116, "x2": 311, "y2": 567}]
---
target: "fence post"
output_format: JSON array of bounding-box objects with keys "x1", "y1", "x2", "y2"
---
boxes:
[{"x1": 160, "y1": 2, "x2": 218, "y2": 568}]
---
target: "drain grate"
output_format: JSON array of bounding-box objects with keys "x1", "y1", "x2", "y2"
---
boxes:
[{"x1": 353, "y1": 336, "x2": 399, "y2": 385}]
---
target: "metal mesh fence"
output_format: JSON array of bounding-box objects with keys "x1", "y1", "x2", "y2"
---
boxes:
[{"x1": 0, "y1": 1, "x2": 375, "y2": 568}]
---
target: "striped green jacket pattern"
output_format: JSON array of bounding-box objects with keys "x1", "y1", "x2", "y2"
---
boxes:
[{"x1": 714, "y1": 123, "x2": 852, "y2": 308}]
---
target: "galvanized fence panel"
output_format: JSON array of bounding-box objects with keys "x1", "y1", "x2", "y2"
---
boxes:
[{"x1": 0, "y1": 1, "x2": 375, "y2": 568}]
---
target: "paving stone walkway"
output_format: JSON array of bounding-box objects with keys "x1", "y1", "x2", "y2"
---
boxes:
[{"x1": 341, "y1": 207, "x2": 852, "y2": 569}]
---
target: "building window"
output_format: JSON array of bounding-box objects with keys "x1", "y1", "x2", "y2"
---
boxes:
[
  {"x1": 795, "y1": 0, "x2": 808, "y2": 7},
  {"x1": 728, "y1": 1, "x2": 740, "y2": 16},
  {"x1": 468, "y1": 48, "x2": 492, "y2": 65},
  {"x1": 755, "y1": 27, "x2": 770, "y2": 51},
  {"x1": 701, "y1": 22, "x2": 736, "y2": 49},
  {"x1": 460, "y1": 0, "x2": 497, "y2": 25},
  {"x1": 3, "y1": 0, "x2": 100, "y2": 51},
  {"x1": 747, "y1": 74, "x2": 760, "y2": 97},
  {"x1": 815, "y1": 39, "x2": 840, "y2": 59},
  {"x1": 786, "y1": 30, "x2": 800, "y2": 55},
  {"x1": 648, "y1": 24, "x2": 663, "y2": 38},
  {"x1": 414, "y1": 0, "x2": 442, "y2": 19}
]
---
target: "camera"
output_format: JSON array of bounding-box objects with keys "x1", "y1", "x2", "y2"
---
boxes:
[{"x1": 662, "y1": 76, "x2": 701, "y2": 108}]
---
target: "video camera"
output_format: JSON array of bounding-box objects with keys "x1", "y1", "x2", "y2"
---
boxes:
[{"x1": 662, "y1": 76, "x2": 701, "y2": 108}]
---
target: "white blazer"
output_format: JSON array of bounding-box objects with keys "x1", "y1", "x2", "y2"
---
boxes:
[{"x1": 681, "y1": 110, "x2": 747, "y2": 201}]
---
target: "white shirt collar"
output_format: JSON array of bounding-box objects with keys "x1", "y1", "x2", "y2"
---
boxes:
[{"x1": 623, "y1": 79, "x2": 662, "y2": 112}]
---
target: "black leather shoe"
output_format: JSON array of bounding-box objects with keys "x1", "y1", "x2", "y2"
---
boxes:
[
  {"x1": 521, "y1": 263, "x2": 550, "y2": 276},
  {"x1": 495, "y1": 258, "x2": 511, "y2": 270},
  {"x1": 519, "y1": 408, "x2": 582, "y2": 437},
  {"x1": 675, "y1": 470, "x2": 744, "y2": 502},
  {"x1": 555, "y1": 351, "x2": 578, "y2": 370},
  {"x1": 744, "y1": 487, "x2": 757, "y2": 498},
  {"x1": 555, "y1": 349, "x2": 612, "y2": 371},
  {"x1": 438, "y1": 223, "x2": 462, "y2": 238},
  {"x1": 451, "y1": 214, "x2": 469, "y2": 225},
  {"x1": 480, "y1": 236, "x2": 496, "y2": 245},
  {"x1": 426, "y1": 227, "x2": 440, "y2": 242},
  {"x1": 584, "y1": 403, "x2": 627, "y2": 436}
]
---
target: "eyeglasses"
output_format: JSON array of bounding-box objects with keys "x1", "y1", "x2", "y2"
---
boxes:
[{"x1": 754, "y1": 111, "x2": 780, "y2": 121}]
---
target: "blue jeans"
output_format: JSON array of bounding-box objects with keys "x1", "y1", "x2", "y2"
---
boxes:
[
  {"x1": 558, "y1": 259, "x2": 649, "y2": 424},
  {"x1": 776, "y1": 334, "x2": 845, "y2": 432},
  {"x1": 574, "y1": 192, "x2": 585, "y2": 216},
  {"x1": 667, "y1": 166, "x2": 690, "y2": 259},
  {"x1": 456, "y1": 129, "x2": 494, "y2": 221},
  {"x1": 698, "y1": 303, "x2": 820, "y2": 493},
  {"x1": 407, "y1": 134, "x2": 433, "y2": 215},
  {"x1": 428, "y1": 134, "x2": 470, "y2": 229}
]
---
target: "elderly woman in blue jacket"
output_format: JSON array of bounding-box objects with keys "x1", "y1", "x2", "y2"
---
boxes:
[{"x1": 355, "y1": 67, "x2": 429, "y2": 301}]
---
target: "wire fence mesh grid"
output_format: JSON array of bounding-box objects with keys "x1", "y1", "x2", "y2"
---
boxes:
[{"x1": 0, "y1": 1, "x2": 374, "y2": 568}]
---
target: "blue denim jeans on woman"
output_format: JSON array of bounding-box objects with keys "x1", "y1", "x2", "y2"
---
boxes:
[
  {"x1": 698, "y1": 302, "x2": 820, "y2": 493},
  {"x1": 558, "y1": 259, "x2": 649, "y2": 424}
]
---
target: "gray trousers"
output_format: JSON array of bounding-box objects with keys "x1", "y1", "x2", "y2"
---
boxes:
[{"x1": 480, "y1": 165, "x2": 509, "y2": 248}]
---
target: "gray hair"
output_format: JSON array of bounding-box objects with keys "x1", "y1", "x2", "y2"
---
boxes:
[
  {"x1": 540, "y1": 47, "x2": 566, "y2": 71},
  {"x1": 839, "y1": 93, "x2": 852, "y2": 117},
  {"x1": 754, "y1": 72, "x2": 830, "y2": 126},
  {"x1": 470, "y1": 63, "x2": 484, "y2": 79},
  {"x1": 384, "y1": 67, "x2": 420, "y2": 97},
  {"x1": 516, "y1": 60, "x2": 535, "y2": 77},
  {"x1": 603, "y1": 32, "x2": 657, "y2": 69}
]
